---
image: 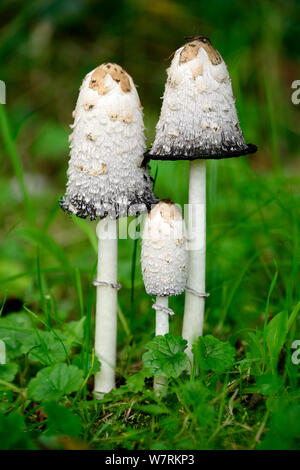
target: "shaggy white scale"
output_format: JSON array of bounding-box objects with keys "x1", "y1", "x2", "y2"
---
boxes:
[
  {"x1": 60, "y1": 63, "x2": 156, "y2": 220},
  {"x1": 146, "y1": 37, "x2": 256, "y2": 160},
  {"x1": 141, "y1": 201, "x2": 188, "y2": 298}
]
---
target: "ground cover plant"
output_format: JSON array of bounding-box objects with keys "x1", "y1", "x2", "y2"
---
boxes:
[{"x1": 0, "y1": 0, "x2": 299, "y2": 450}]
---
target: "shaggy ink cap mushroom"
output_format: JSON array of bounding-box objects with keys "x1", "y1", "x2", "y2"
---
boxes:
[
  {"x1": 60, "y1": 63, "x2": 157, "y2": 220},
  {"x1": 141, "y1": 200, "x2": 188, "y2": 297},
  {"x1": 145, "y1": 36, "x2": 257, "y2": 161}
]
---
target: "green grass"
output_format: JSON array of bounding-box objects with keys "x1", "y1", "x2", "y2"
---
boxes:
[{"x1": 0, "y1": 0, "x2": 299, "y2": 451}]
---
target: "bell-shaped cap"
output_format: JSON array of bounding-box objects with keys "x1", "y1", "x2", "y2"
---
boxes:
[
  {"x1": 145, "y1": 37, "x2": 257, "y2": 161},
  {"x1": 141, "y1": 200, "x2": 187, "y2": 296},
  {"x1": 60, "y1": 63, "x2": 157, "y2": 220}
]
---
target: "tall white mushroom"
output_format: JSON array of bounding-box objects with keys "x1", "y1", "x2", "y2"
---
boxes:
[
  {"x1": 60, "y1": 63, "x2": 156, "y2": 395},
  {"x1": 144, "y1": 37, "x2": 257, "y2": 362},
  {"x1": 141, "y1": 200, "x2": 187, "y2": 390}
]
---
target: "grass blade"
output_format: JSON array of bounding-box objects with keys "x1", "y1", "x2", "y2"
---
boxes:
[{"x1": 0, "y1": 105, "x2": 34, "y2": 224}]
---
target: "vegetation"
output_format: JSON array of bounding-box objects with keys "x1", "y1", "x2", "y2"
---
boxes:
[{"x1": 0, "y1": 0, "x2": 299, "y2": 450}]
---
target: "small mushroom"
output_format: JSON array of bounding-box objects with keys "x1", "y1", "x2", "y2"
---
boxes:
[
  {"x1": 141, "y1": 200, "x2": 187, "y2": 390},
  {"x1": 141, "y1": 200, "x2": 187, "y2": 297}
]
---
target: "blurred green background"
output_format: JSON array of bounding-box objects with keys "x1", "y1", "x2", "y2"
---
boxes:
[{"x1": 0, "y1": 0, "x2": 299, "y2": 378}]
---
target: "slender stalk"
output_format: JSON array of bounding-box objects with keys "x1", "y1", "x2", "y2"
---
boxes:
[
  {"x1": 155, "y1": 296, "x2": 169, "y2": 336},
  {"x1": 182, "y1": 159, "x2": 206, "y2": 362},
  {"x1": 154, "y1": 296, "x2": 169, "y2": 391},
  {"x1": 94, "y1": 217, "x2": 118, "y2": 396}
]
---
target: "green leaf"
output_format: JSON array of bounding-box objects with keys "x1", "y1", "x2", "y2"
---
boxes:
[
  {"x1": 178, "y1": 381, "x2": 216, "y2": 428},
  {"x1": 43, "y1": 402, "x2": 82, "y2": 437},
  {"x1": 28, "y1": 363, "x2": 84, "y2": 402},
  {"x1": 260, "y1": 402, "x2": 300, "y2": 450},
  {"x1": 72, "y1": 352, "x2": 100, "y2": 377},
  {"x1": 0, "y1": 390, "x2": 13, "y2": 412},
  {"x1": 0, "y1": 362, "x2": 18, "y2": 382},
  {"x1": 125, "y1": 368, "x2": 151, "y2": 393},
  {"x1": 0, "y1": 412, "x2": 36, "y2": 449},
  {"x1": 192, "y1": 335, "x2": 235, "y2": 373},
  {"x1": 142, "y1": 334, "x2": 188, "y2": 378},
  {"x1": 27, "y1": 330, "x2": 71, "y2": 365},
  {"x1": 266, "y1": 311, "x2": 288, "y2": 372},
  {"x1": 238, "y1": 331, "x2": 265, "y2": 375},
  {"x1": 63, "y1": 317, "x2": 86, "y2": 346},
  {"x1": 0, "y1": 313, "x2": 35, "y2": 359},
  {"x1": 255, "y1": 373, "x2": 283, "y2": 396}
]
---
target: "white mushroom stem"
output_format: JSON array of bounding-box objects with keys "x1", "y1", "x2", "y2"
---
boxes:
[
  {"x1": 182, "y1": 159, "x2": 206, "y2": 363},
  {"x1": 155, "y1": 296, "x2": 169, "y2": 336},
  {"x1": 94, "y1": 217, "x2": 118, "y2": 396},
  {"x1": 154, "y1": 296, "x2": 169, "y2": 391}
]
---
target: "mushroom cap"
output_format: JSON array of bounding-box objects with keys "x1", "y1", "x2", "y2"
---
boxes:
[
  {"x1": 141, "y1": 200, "x2": 187, "y2": 297},
  {"x1": 60, "y1": 63, "x2": 157, "y2": 220},
  {"x1": 146, "y1": 37, "x2": 257, "y2": 161}
]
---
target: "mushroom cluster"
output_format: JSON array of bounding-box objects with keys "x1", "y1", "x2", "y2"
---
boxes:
[
  {"x1": 60, "y1": 37, "x2": 257, "y2": 394},
  {"x1": 144, "y1": 36, "x2": 257, "y2": 363}
]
